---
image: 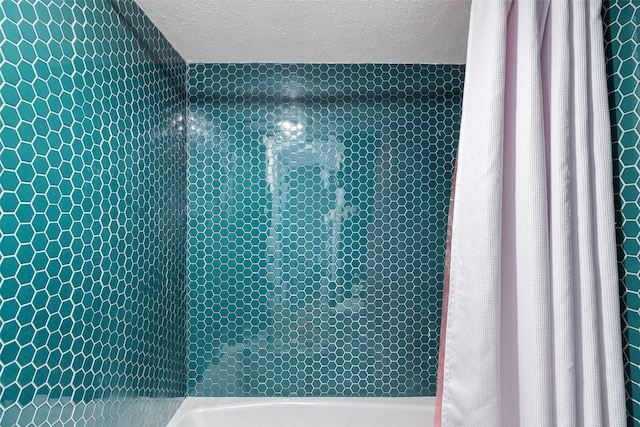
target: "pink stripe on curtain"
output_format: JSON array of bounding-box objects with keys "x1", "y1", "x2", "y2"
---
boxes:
[{"x1": 433, "y1": 159, "x2": 458, "y2": 427}]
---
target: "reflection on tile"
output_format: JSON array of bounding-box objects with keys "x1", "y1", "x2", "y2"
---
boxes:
[
  {"x1": 187, "y1": 64, "x2": 464, "y2": 396},
  {"x1": 0, "y1": 0, "x2": 187, "y2": 425},
  {"x1": 1, "y1": 0, "x2": 636, "y2": 423}
]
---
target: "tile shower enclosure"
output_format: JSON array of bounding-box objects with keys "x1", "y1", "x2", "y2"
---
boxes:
[
  {"x1": 0, "y1": 1, "x2": 186, "y2": 426},
  {"x1": 0, "y1": 0, "x2": 639, "y2": 425},
  {"x1": 186, "y1": 64, "x2": 463, "y2": 396}
]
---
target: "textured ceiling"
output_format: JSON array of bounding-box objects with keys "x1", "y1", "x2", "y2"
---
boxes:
[{"x1": 134, "y1": 0, "x2": 471, "y2": 64}]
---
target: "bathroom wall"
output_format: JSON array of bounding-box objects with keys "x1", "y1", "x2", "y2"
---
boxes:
[
  {"x1": 603, "y1": 0, "x2": 640, "y2": 423},
  {"x1": 187, "y1": 64, "x2": 463, "y2": 396},
  {"x1": 1, "y1": 0, "x2": 635, "y2": 424},
  {"x1": 0, "y1": 1, "x2": 187, "y2": 426}
]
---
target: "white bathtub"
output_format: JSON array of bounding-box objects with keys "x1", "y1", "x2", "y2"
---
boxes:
[{"x1": 167, "y1": 397, "x2": 435, "y2": 427}]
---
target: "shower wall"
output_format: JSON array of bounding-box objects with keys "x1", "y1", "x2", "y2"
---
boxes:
[
  {"x1": 1, "y1": 0, "x2": 636, "y2": 424},
  {"x1": 187, "y1": 64, "x2": 463, "y2": 396},
  {"x1": 0, "y1": 1, "x2": 186, "y2": 426},
  {"x1": 603, "y1": 1, "x2": 640, "y2": 423}
]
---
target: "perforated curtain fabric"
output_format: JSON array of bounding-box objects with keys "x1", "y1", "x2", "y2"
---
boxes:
[{"x1": 434, "y1": 0, "x2": 626, "y2": 426}]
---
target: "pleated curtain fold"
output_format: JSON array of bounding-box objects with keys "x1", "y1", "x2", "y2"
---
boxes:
[{"x1": 435, "y1": 0, "x2": 626, "y2": 425}]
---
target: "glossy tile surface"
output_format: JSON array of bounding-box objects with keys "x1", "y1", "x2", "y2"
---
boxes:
[
  {"x1": 603, "y1": 1, "x2": 640, "y2": 423},
  {"x1": 1, "y1": 0, "x2": 637, "y2": 424},
  {"x1": 0, "y1": 1, "x2": 187, "y2": 425},
  {"x1": 187, "y1": 64, "x2": 463, "y2": 396}
]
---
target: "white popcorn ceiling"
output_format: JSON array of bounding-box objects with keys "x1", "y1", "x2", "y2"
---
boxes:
[{"x1": 134, "y1": 0, "x2": 471, "y2": 64}]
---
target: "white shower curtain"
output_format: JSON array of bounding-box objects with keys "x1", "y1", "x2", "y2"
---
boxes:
[{"x1": 434, "y1": 0, "x2": 627, "y2": 426}]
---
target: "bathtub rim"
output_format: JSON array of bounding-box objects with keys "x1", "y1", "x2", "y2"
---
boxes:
[{"x1": 167, "y1": 396, "x2": 436, "y2": 427}]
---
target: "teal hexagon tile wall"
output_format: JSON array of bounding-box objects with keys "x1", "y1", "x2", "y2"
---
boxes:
[
  {"x1": 187, "y1": 64, "x2": 464, "y2": 396},
  {"x1": 0, "y1": 1, "x2": 187, "y2": 426},
  {"x1": 603, "y1": 0, "x2": 640, "y2": 424},
  {"x1": 3, "y1": 0, "x2": 638, "y2": 423}
]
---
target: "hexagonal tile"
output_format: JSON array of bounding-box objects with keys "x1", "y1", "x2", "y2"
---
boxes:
[
  {"x1": 187, "y1": 64, "x2": 463, "y2": 397},
  {"x1": 603, "y1": 0, "x2": 640, "y2": 423},
  {"x1": 0, "y1": 0, "x2": 186, "y2": 425}
]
